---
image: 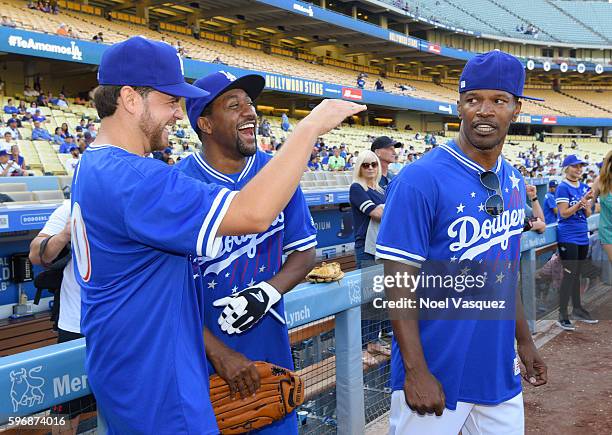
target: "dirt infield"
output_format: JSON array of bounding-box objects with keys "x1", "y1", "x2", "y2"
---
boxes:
[{"x1": 523, "y1": 294, "x2": 612, "y2": 435}]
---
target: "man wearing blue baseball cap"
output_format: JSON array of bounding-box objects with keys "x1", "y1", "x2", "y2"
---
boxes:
[
  {"x1": 543, "y1": 180, "x2": 559, "y2": 224},
  {"x1": 378, "y1": 50, "x2": 546, "y2": 434},
  {"x1": 70, "y1": 36, "x2": 365, "y2": 434},
  {"x1": 177, "y1": 71, "x2": 317, "y2": 434}
]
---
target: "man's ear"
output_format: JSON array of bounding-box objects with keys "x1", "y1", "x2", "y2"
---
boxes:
[
  {"x1": 197, "y1": 116, "x2": 212, "y2": 135},
  {"x1": 456, "y1": 99, "x2": 462, "y2": 120},
  {"x1": 118, "y1": 86, "x2": 140, "y2": 115},
  {"x1": 512, "y1": 98, "x2": 522, "y2": 122}
]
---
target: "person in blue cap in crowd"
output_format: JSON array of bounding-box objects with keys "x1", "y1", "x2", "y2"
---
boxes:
[
  {"x1": 543, "y1": 179, "x2": 559, "y2": 224},
  {"x1": 69, "y1": 36, "x2": 365, "y2": 434},
  {"x1": 377, "y1": 50, "x2": 547, "y2": 434},
  {"x1": 554, "y1": 154, "x2": 598, "y2": 330},
  {"x1": 177, "y1": 71, "x2": 317, "y2": 434}
]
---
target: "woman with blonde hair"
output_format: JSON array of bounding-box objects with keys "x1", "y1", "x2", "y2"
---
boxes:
[
  {"x1": 593, "y1": 150, "x2": 612, "y2": 262},
  {"x1": 555, "y1": 155, "x2": 596, "y2": 330},
  {"x1": 349, "y1": 149, "x2": 385, "y2": 268}
]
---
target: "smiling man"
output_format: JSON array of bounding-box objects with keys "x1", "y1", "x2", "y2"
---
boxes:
[
  {"x1": 376, "y1": 50, "x2": 547, "y2": 434},
  {"x1": 177, "y1": 71, "x2": 317, "y2": 434},
  {"x1": 70, "y1": 37, "x2": 365, "y2": 434}
]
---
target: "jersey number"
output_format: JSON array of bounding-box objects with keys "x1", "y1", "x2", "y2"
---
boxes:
[{"x1": 71, "y1": 202, "x2": 92, "y2": 282}]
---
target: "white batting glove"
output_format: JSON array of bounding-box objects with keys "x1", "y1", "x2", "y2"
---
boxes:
[{"x1": 212, "y1": 281, "x2": 281, "y2": 334}]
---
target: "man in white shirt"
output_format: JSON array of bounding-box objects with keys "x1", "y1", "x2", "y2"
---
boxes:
[
  {"x1": 64, "y1": 145, "x2": 81, "y2": 173},
  {"x1": 0, "y1": 150, "x2": 22, "y2": 176},
  {"x1": 29, "y1": 200, "x2": 96, "y2": 429}
]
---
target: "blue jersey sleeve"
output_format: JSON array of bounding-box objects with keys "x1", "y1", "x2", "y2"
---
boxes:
[
  {"x1": 124, "y1": 166, "x2": 237, "y2": 259},
  {"x1": 349, "y1": 183, "x2": 377, "y2": 216},
  {"x1": 555, "y1": 183, "x2": 570, "y2": 204},
  {"x1": 282, "y1": 186, "x2": 317, "y2": 255},
  {"x1": 376, "y1": 168, "x2": 436, "y2": 267}
]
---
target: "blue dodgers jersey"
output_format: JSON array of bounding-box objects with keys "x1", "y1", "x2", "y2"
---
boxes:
[
  {"x1": 177, "y1": 150, "x2": 316, "y2": 371},
  {"x1": 544, "y1": 191, "x2": 558, "y2": 224},
  {"x1": 71, "y1": 144, "x2": 236, "y2": 435},
  {"x1": 555, "y1": 180, "x2": 590, "y2": 245},
  {"x1": 376, "y1": 140, "x2": 524, "y2": 410}
]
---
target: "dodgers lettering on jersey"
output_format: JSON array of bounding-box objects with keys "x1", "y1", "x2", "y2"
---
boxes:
[
  {"x1": 376, "y1": 140, "x2": 525, "y2": 410},
  {"x1": 177, "y1": 150, "x2": 316, "y2": 370},
  {"x1": 71, "y1": 144, "x2": 236, "y2": 434},
  {"x1": 555, "y1": 180, "x2": 590, "y2": 245}
]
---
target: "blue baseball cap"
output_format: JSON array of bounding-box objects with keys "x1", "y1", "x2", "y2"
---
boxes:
[
  {"x1": 562, "y1": 154, "x2": 587, "y2": 167},
  {"x1": 596, "y1": 161, "x2": 603, "y2": 169},
  {"x1": 548, "y1": 180, "x2": 558, "y2": 188},
  {"x1": 0, "y1": 150, "x2": 8, "y2": 156},
  {"x1": 69, "y1": 145, "x2": 79, "y2": 151},
  {"x1": 186, "y1": 71, "x2": 265, "y2": 137},
  {"x1": 97, "y1": 36, "x2": 209, "y2": 99},
  {"x1": 459, "y1": 50, "x2": 543, "y2": 101},
  {"x1": 163, "y1": 147, "x2": 173, "y2": 154}
]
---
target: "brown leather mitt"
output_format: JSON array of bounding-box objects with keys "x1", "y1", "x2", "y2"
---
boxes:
[
  {"x1": 305, "y1": 261, "x2": 345, "y2": 283},
  {"x1": 210, "y1": 362, "x2": 304, "y2": 434}
]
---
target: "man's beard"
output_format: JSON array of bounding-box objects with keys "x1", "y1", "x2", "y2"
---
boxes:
[
  {"x1": 236, "y1": 131, "x2": 257, "y2": 157},
  {"x1": 139, "y1": 103, "x2": 167, "y2": 152}
]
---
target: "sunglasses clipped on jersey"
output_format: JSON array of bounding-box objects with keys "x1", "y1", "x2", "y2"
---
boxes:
[
  {"x1": 480, "y1": 171, "x2": 505, "y2": 217},
  {"x1": 361, "y1": 161, "x2": 378, "y2": 169}
]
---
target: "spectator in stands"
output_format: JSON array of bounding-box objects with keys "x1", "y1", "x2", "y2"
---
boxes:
[
  {"x1": 375, "y1": 79, "x2": 384, "y2": 91},
  {"x1": 1, "y1": 132, "x2": 13, "y2": 152},
  {"x1": 92, "y1": 32, "x2": 104, "y2": 43},
  {"x1": 3, "y1": 98, "x2": 18, "y2": 114},
  {"x1": 3, "y1": 119, "x2": 21, "y2": 139},
  {"x1": 281, "y1": 112, "x2": 290, "y2": 132},
  {"x1": 31, "y1": 120, "x2": 51, "y2": 141},
  {"x1": 555, "y1": 155, "x2": 596, "y2": 330},
  {"x1": 592, "y1": 151, "x2": 612, "y2": 263},
  {"x1": 56, "y1": 93, "x2": 69, "y2": 108},
  {"x1": 51, "y1": 127, "x2": 63, "y2": 145},
  {"x1": 307, "y1": 155, "x2": 321, "y2": 171},
  {"x1": 327, "y1": 147, "x2": 346, "y2": 171},
  {"x1": 0, "y1": 15, "x2": 16, "y2": 28},
  {"x1": 524, "y1": 184, "x2": 546, "y2": 233},
  {"x1": 543, "y1": 180, "x2": 559, "y2": 225},
  {"x1": 59, "y1": 135, "x2": 75, "y2": 153},
  {"x1": 11, "y1": 144, "x2": 25, "y2": 171},
  {"x1": 0, "y1": 150, "x2": 23, "y2": 176},
  {"x1": 56, "y1": 23, "x2": 68, "y2": 36},
  {"x1": 357, "y1": 75, "x2": 366, "y2": 89},
  {"x1": 349, "y1": 149, "x2": 384, "y2": 268},
  {"x1": 29, "y1": 200, "x2": 97, "y2": 430},
  {"x1": 371, "y1": 136, "x2": 401, "y2": 189},
  {"x1": 8, "y1": 113, "x2": 22, "y2": 128},
  {"x1": 67, "y1": 27, "x2": 78, "y2": 39},
  {"x1": 21, "y1": 111, "x2": 33, "y2": 125},
  {"x1": 65, "y1": 145, "x2": 81, "y2": 172},
  {"x1": 87, "y1": 123, "x2": 97, "y2": 138},
  {"x1": 27, "y1": 102, "x2": 38, "y2": 115},
  {"x1": 161, "y1": 147, "x2": 172, "y2": 163},
  {"x1": 83, "y1": 131, "x2": 94, "y2": 147},
  {"x1": 60, "y1": 123, "x2": 70, "y2": 139},
  {"x1": 16, "y1": 100, "x2": 27, "y2": 114},
  {"x1": 260, "y1": 118, "x2": 271, "y2": 137}
]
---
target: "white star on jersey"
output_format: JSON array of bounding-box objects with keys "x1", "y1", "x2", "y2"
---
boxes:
[
  {"x1": 259, "y1": 265, "x2": 266, "y2": 273},
  {"x1": 248, "y1": 278, "x2": 256, "y2": 287},
  {"x1": 496, "y1": 272, "x2": 505, "y2": 283},
  {"x1": 509, "y1": 172, "x2": 520, "y2": 190},
  {"x1": 456, "y1": 203, "x2": 465, "y2": 213},
  {"x1": 478, "y1": 203, "x2": 485, "y2": 212},
  {"x1": 470, "y1": 192, "x2": 476, "y2": 198},
  {"x1": 231, "y1": 285, "x2": 238, "y2": 294},
  {"x1": 208, "y1": 280, "x2": 217, "y2": 289},
  {"x1": 225, "y1": 272, "x2": 230, "y2": 278}
]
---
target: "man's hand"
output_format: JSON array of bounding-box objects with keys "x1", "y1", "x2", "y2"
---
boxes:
[
  {"x1": 213, "y1": 282, "x2": 281, "y2": 334},
  {"x1": 518, "y1": 342, "x2": 547, "y2": 387},
  {"x1": 403, "y1": 369, "x2": 446, "y2": 416},
  {"x1": 526, "y1": 184, "x2": 537, "y2": 200},
  {"x1": 302, "y1": 99, "x2": 367, "y2": 137},
  {"x1": 211, "y1": 347, "x2": 260, "y2": 399}
]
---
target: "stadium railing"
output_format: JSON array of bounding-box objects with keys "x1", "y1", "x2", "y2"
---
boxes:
[{"x1": 0, "y1": 215, "x2": 610, "y2": 433}]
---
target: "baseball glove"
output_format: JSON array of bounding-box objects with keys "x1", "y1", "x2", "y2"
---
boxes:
[
  {"x1": 210, "y1": 362, "x2": 304, "y2": 434},
  {"x1": 305, "y1": 262, "x2": 344, "y2": 283}
]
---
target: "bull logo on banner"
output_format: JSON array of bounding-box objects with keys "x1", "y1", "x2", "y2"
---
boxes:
[{"x1": 9, "y1": 366, "x2": 45, "y2": 412}]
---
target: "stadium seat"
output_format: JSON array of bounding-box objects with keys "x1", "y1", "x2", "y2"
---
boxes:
[
  {"x1": 32, "y1": 190, "x2": 65, "y2": 201},
  {"x1": 4, "y1": 192, "x2": 35, "y2": 202},
  {"x1": 0, "y1": 183, "x2": 27, "y2": 192}
]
